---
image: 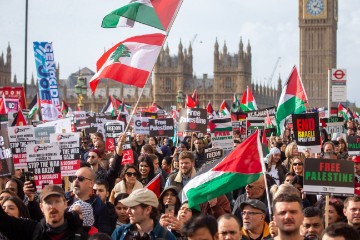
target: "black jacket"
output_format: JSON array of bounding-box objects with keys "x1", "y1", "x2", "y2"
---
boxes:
[{"x1": 0, "y1": 206, "x2": 88, "y2": 240}]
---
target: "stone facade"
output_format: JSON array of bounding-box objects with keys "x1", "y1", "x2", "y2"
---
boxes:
[{"x1": 0, "y1": 43, "x2": 11, "y2": 86}]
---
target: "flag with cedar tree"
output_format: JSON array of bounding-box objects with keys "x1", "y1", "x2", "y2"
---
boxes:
[{"x1": 90, "y1": 33, "x2": 166, "y2": 93}]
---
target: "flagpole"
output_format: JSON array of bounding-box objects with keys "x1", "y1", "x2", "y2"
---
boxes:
[{"x1": 327, "y1": 68, "x2": 331, "y2": 118}]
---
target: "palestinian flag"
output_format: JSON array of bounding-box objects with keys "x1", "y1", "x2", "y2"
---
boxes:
[
  {"x1": 206, "y1": 101, "x2": 216, "y2": 118},
  {"x1": 232, "y1": 93, "x2": 241, "y2": 112},
  {"x1": 61, "y1": 100, "x2": 71, "y2": 115},
  {"x1": 11, "y1": 109, "x2": 27, "y2": 126},
  {"x1": 89, "y1": 33, "x2": 166, "y2": 93},
  {"x1": 338, "y1": 103, "x2": 349, "y2": 120},
  {"x1": 186, "y1": 95, "x2": 197, "y2": 108},
  {"x1": 191, "y1": 89, "x2": 199, "y2": 108},
  {"x1": 145, "y1": 173, "x2": 161, "y2": 198},
  {"x1": 276, "y1": 66, "x2": 308, "y2": 136},
  {"x1": 101, "y1": 96, "x2": 116, "y2": 116},
  {"x1": 27, "y1": 94, "x2": 39, "y2": 118},
  {"x1": 240, "y1": 86, "x2": 258, "y2": 112},
  {"x1": 219, "y1": 100, "x2": 230, "y2": 117},
  {"x1": 183, "y1": 130, "x2": 263, "y2": 209},
  {"x1": 102, "y1": 0, "x2": 182, "y2": 32}
]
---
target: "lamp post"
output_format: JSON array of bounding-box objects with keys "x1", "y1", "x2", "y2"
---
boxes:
[
  {"x1": 176, "y1": 90, "x2": 184, "y2": 110},
  {"x1": 74, "y1": 74, "x2": 87, "y2": 111}
]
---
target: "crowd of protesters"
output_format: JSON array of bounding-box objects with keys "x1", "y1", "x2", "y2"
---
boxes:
[{"x1": 1, "y1": 117, "x2": 360, "y2": 239}]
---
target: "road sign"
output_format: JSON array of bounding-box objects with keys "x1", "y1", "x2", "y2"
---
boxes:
[
  {"x1": 331, "y1": 68, "x2": 347, "y2": 102},
  {"x1": 331, "y1": 69, "x2": 346, "y2": 81}
]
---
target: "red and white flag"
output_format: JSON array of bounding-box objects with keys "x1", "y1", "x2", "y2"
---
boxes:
[
  {"x1": 145, "y1": 173, "x2": 161, "y2": 198},
  {"x1": 90, "y1": 33, "x2": 166, "y2": 93}
]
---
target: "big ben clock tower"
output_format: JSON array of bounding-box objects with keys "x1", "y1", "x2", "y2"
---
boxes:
[{"x1": 299, "y1": 0, "x2": 338, "y2": 107}]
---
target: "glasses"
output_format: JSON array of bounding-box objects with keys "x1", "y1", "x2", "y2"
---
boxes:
[
  {"x1": 126, "y1": 172, "x2": 137, "y2": 177},
  {"x1": 293, "y1": 162, "x2": 303, "y2": 166},
  {"x1": 87, "y1": 155, "x2": 96, "y2": 159},
  {"x1": 241, "y1": 211, "x2": 263, "y2": 217},
  {"x1": 74, "y1": 176, "x2": 92, "y2": 182}
]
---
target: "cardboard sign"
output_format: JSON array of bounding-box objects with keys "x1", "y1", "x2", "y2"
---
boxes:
[
  {"x1": 292, "y1": 112, "x2": 321, "y2": 153},
  {"x1": 122, "y1": 132, "x2": 134, "y2": 165},
  {"x1": 0, "y1": 123, "x2": 12, "y2": 176},
  {"x1": 303, "y1": 158, "x2": 354, "y2": 196},
  {"x1": 105, "y1": 121, "x2": 125, "y2": 151},
  {"x1": 8, "y1": 126, "x2": 36, "y2": 169},
  {"x1": 210, "y1": 118, "x2": 233, "y2": 150},
  {"x1": 133, "y1": 117, "x2": 150, "y2": 135},
  {"x1": 37, "y1": 118, "x2": 72, "y2": 133},
  {"x1": 149, "y1": 118, "x2": 174, "y2": 137},
  {"x1": 246, "y1": 117, "x2": 265, "y2": 137},
  {"x1": 205, "y1": 147, "x2": 224, "y2": 161},
  {"x1": 26, "y1": 143, "x2": 62, "y2": 190},
  {"x1": 50, "y1": 132, "x2": 80, "y2": 176},
  {"x1": 347, "y1": 136, "x2": 360, "y2": 156},
  {"x1": 178, "y1": 108, "x2": 207, "y2": 133}
]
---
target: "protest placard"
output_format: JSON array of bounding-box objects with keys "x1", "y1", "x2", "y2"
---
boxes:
[
  {"x1": 149, "y1": 118, "x2": 174, "y2": 137},
  {"x1": 303, "y1": 158, "x2": 354, "y2": 196},
  {"x1": 292, "y1": 112, "x2": 321, "y2": 153},
  {"x1": 178, "y1": 108, "x2": 207, "y2": 133},
  {"x1": 210, "y1": 118, "x2": 233, "y2": 150}
]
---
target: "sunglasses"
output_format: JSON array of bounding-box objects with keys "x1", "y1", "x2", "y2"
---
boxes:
[
  {"x1": 293, "y1": 162, "x2": 303, "y2": 166},
  {"x1": 87, "y1": 155, "x2": 96, "y2": 159},
  {"x1": 126, "y1": 172, "x2": 137, "y2": 177},
  {"x1": 74, "y1": 175, "x2": 92, "y2": 182}
]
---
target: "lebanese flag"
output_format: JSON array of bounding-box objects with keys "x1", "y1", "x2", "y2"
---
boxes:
[
  {"x1": 89, "y1": 33, "x2": 166, "y2": 93},
  {"x1": 102, "y1": 0, "x2": 183, "y2": 32},
  {"x1": 240, "y1": 86, "x2": 258, "y2": 112},
  {"x1": 183, "y1": 130, "x2": 263, "y2": 209},
  {"x1": 276, "y1": 66, "x2": 308, "y2": 136},
  {"x1": 145, "y1": 173, "x2": 161, "y2": 198}
]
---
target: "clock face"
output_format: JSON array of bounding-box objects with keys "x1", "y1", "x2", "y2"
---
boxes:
[{"x1": 306, "y1": 0, "x2": 325, "y2": 16}]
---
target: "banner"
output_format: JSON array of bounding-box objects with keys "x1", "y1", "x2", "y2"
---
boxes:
[
  {"x1": 347, "y1": 136, "x2": 360, "y2": 156},
  {"x1": 105, "y1": 121, "x2": 125, "y2": 151},
  {"x1": 210, "y1": 118, "x2": 233, "y2": 150},
  {"x1": 246, "y1": 117, "x2": 265, "y2": 137},
  {"x1": 0, "y1": 123, "x2": 12, "y2": 176},
  {"x1": 292, "y1": 112, "x2": 321, "y2": 153},
  {"x1": 26, "y1": 142, "x2": 62, "y2": 190},
  {"x1": 149, "y1": 118, "x2": 174, "y2": 137},
  {"x1": 303, "y1": 158, "x2": 354, "y2": 196},
  {"x1": 178, "y1": 108, "x2": 207, "y2": 133},
  {"x1": 37, "y1": 118, "x2": 72, "y2": 133},
  {"x1": 50, "y1": 132, "x2": 80, "y2": 176},
  {"x1": 33, "y1": 42, "x2": 61, "y2": 121},
  {"x1": 0, "y1": 86, "x2": 27, "y2": 110},
  {"x1": 8, "y1": 126, "x2": 36, "y2": 169},
  {"x1": 134, "y1": 117, "x2": 150, "y2": 135}
]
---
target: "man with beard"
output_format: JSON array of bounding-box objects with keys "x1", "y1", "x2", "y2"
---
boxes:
[
  {"x1": 240, "y1": 199, "x2": 271, "y2": 239},
  {"x1": 0, "y1": 185, "x2": 88, "y2": 239},
  {"x1": 165, "y1": 151, "x2": 196, "y2": 192},
  {"x1": 301, "y1": 207, "x2": 324, "y2": 240},
  {"x1": 273, "y1": 194, "x2": 304, "y2": 240},
  {"x1": 343, "y1": 196, "x2": 360, "y2": 235},
  {"x1": 111, "y1": 188, "x2": 176, "y2": 239},
  {"x1": 68, "y1": 166, "x2": 114, "y2": 235}
]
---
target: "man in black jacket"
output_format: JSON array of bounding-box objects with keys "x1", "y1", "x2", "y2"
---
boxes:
[{"x1": 0, "y1": 184, "x2": 88, "y2": 240}]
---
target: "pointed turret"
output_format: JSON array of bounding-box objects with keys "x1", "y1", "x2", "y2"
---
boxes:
[
  {"x1": 223, "y1": 41, "x2": 227, "y2": 55},
  {"x1": 31, "y1": 74, "x2": 35, "y2": 85},
  {"x1": 13, "y1": 74, "x2": 17, "y2": 83},
  {"x1": 239, "y1": 37, "x2": 244, "y2": 54}
]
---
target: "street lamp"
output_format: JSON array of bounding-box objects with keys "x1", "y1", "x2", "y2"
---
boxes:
[
  {"x1": 176, "y1": 90, "x2": 184, "y2": 110},
  {"x1": 74, "y1": 74, "x2": 87, "y2": 111}
]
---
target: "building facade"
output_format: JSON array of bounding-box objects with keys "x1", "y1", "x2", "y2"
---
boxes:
[
  {"x1": 299, "y1": 0, "x2": 338, "y2": 107},
  {"x1": 0, "y1": 43, "x2": 11, "y2": 86}
]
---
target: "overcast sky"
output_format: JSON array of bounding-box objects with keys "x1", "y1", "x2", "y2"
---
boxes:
[{"x1": 1, "y1": 0, "x2": 359, "y2": 106}]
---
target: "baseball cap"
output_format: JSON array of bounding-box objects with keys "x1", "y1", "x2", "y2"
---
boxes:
[
  {"x1": 353, "y1": 156, "x2": 360, "y2": 163},
  {"x1": 120, "y1": 188, "x2": 158, "y2": 208},
  {"x1": 240, "y1": 199, "x2": 266, "y2": 213},
  {"x1": 40, "y1": 185, "x2": 65, "y2": 202}
]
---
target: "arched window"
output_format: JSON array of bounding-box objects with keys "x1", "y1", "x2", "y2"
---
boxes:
[
  {"x1": 225, "y1": 77, "x2": 232, "y2": 89},
  {"x1": 165, "y1": 78, "x2": 172, "y2": 90}
]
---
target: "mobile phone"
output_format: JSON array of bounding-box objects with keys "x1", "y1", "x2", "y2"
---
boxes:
[
  {"x1": 24, "y1": 171, "x2": 36, "y2": 192},
  {"x1": 165, "y1": 204, "x2": 175, "y2": 217}
]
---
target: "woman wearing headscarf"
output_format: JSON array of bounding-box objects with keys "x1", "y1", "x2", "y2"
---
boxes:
[{"x1": 266, "y1": 147, "x2": 288, "y2": 185}]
